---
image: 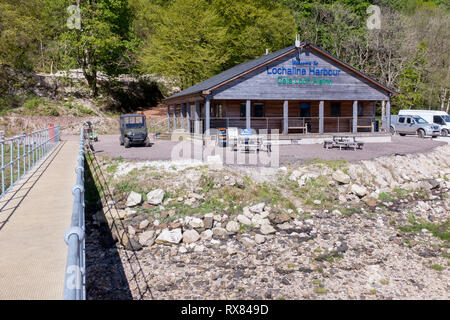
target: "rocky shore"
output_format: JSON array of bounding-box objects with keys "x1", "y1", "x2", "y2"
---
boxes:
[{"x1": 86, "y1": 144, "x2": 450, "y2": 300}]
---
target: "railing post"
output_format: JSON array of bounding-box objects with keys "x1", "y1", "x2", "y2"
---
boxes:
[{"x1": 1, "y1": 141, "x2": 4, "y2": 194}]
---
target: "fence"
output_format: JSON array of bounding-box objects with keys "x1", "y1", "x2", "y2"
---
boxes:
[
  {"x1": 0, "y1": 126, "x2": 60, "y2": 198},
  {"x1": 63, "y1": 127, "x2": 86, "y2": 300},
  {"x1": 206, "y1": 116, "x2": 376, "y2": 134}
]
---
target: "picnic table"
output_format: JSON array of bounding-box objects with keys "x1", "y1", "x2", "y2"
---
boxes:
[{"x1": 323, "y1": 135, "x2": 364, "y2": 151}]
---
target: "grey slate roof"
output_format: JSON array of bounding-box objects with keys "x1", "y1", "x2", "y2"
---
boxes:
[
  {"x1": 165, "y1": 41, "x2": 397, "y2": 101},
  {"x1": 166, "y1": 45, "x2": 297, "y2": 100}
]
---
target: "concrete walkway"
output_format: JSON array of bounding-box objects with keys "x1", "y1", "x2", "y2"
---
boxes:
[{"x1": 0, "y1": 139, "x2": 78, "y2": 300}]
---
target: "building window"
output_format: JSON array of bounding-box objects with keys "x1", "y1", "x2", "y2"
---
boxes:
[
  {"x1": 240, "y1": 103, "x2": 246, "y2": 118},
  {"x1": 358, "y1": 103, "x2": 363, "y2": 116},
  {"x1": 300, "y1": 102, "x2": 310, "y2": 117},
  {"x1": 214, "y1": 104, "x2": 223, "y2": 118},
  {"x1": 253, "y1": 103, "x2": 264, "y2": 117},
  {"x1": 331, "y1": 102, "x2": 340, "y2": 116}
]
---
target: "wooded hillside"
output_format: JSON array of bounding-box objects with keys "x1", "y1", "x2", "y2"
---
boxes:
[{"x1": 0, "y1": 0, "x2": 449, "y2": 114}]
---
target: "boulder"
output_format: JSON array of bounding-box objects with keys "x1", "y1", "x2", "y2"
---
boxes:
[
  {"x1": 212, "y1": 227, "x2": 228, "y2": 239},
  {"x1": 201, "y1": 229, "x2": 213, "y2": 240},
  {"x1": 147, "y1": 189, "x2": 165, "y2": 205},
  {"x1": 139, "y1": 219, "x2": 150, "y2": 229},
  {"x1": 225, "y1": 221, "x2": 240, "y2": 233},
  {"x1": 332, "y1": 170, "x2": 350, "y2": 184},
  {"x1": 254, "y1": 234, "x2": 266, "y2": 244},
  {"x1": 362, "y1": 196, "x2": 377, "y2": 208},
  {"x1": 351, "y1": 184, "x2": 368, "y2": 197},
  {"x1": 242, "y1": 206, "x2": 253, "y2": 218},
  {"x1": 260, "y1": 224, "x2": 276, "y2": 235},
  {"x1": 289, "y1": 170, "x2": 302, "y2": 181},
  {"x1": 241, "y1": 237, "x2": 255, "y2": 248},
  {"x1": 203, "y1": 216, "x2": 214, "y2": 229},
  {"x1": 189, "y1": 217, "x2": 204, "y2": 229},
  {"x1": 138, "y1": 230, "x2": 155, "y2": 247},
  {"x1": 121, "y1": 234, "x2": 142, "y2": 251},
  {"x1": 155, "y1": 228, "x2": 182, "y2": 244},
  {"x1": 183, "y1": 229, "x2": 200, "y2": 244},
  {"x1": 126, "y1": 191, "x2": 142, "y2": 207},
  {"x1": 237, "y1": 214, "x2": 252, "y2": 226},
  {"x1": 298, "y1": 173, "x2": 319, "y2": 187},
  {"x1": 249, "y1": 203, "x2": 265, "y2": 214}
]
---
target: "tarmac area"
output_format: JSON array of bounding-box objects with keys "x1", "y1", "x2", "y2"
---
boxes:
[{"x1": 80, "y1": 135, "x2": 448, "y2": 166}]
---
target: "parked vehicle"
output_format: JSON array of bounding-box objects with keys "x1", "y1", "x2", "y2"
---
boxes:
[
  {"x1": 119, "y1": 114, "x2": 151, "y2": 148},
  {"x1": 390, "y1": 115, "x2": 440, "y2": 138},
  {"x1": 398, "y1": 110, "x2": 450, "y2": 137},
  {"x1": 83, "y1": 121, "x2": 98, "y2": 142}
]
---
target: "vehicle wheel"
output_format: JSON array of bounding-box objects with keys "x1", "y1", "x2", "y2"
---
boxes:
[
  {"x1": 390, "y1": 126, "x2": 396, "y2": 135},
  {"x1": 124, "y1": 137, "x2": 131, "y2": 148},
  {"x1": 442, "y1": 129, "x2": 449, "y2": 137},
  {"x1": 417, "y1": 129, "x2": 425, "y2": 139},
  {"x1": 399, "y1": 133, "x2": 406, "y2": 136}
]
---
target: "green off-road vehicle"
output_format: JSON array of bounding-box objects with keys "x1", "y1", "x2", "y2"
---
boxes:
[{"x1": 119, "y1": 114, "x2": 151, "y2": 148}]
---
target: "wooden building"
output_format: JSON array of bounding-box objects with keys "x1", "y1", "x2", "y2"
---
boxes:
[{"x1": 163, "y1": 41, "x2": 397, "y2": 136}]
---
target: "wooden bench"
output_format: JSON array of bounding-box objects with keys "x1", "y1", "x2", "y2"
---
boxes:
[
  {"x1": 356, "y1": 122, "x2": 374, "y2": 133},
  {"x1": 284, "y1": 122, "x2": 308, "y2": 134}
]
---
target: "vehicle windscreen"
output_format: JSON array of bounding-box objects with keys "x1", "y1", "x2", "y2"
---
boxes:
[
  {"x1": 443, "y1": 115, "x2": 450, "y2": 123},
  {"x1": 123, "y1": 117, "x2": 145, "y2": 129},
  {"x1": 413, "y1": 116, "x2": 428, "y2": 124}
]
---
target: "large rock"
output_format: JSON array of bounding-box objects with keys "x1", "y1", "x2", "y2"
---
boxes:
[
  {"x1": 120, "y1": 233, "x2": 142, "y2": 251},
  {"x1": 254, "y1": 234, "x2": 266, "y2": 244},
  {"x1": 289, "y1": 170, "x2": 303, "y2": 181},
  {"x1": 332, "y1": 170, "x2": 350, "y2": 184},
  {"x1": 237, "y1": 214, "x2": 252, "y2": 226},
  {"x1": 212, "y1": 227, "x2": 228, "y2": 239},
  {"x1": 139, "y1": 219, "x2": 150, "y2": 229},
  {"x1": 249, "y1": 203, "x2": 265, "y2": 214},
  {"x1": 155, "y1": 228, "x2": 182, "y2": 244},
  {"x1": 351, "y1": 184, "x2": 368, "y2": 197},
  {"x1": 225, "y1": 221, "x2": 240, "y2": 233},
  {"x1": 183, "y1": 229, "x2": 200, "y2": 244},
  {"x1": 260, "y1": 224, "x2": 276, "y2": 235},
  {"x1": 189, "y1": 217, "x2": 204, "y2": 229},
  {"x1": 138, "y1": 230, "x2": 155, "y2": 247},
  {"x1": 242, "y1": 206, "x2": 253, "y2": 218},
  {"x1": 298, "y1": 173, "x2": 319, "y2": 187},
  {"x1": 126, "y1": 191, "x2": 142, "y2": 207},
  {"x1": 147, "y1": 189, "x2": 165, "y2": 205}
]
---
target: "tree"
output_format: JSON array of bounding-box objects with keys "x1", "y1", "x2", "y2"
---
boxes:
[
  {"x1": 139, "y1": 0, "x2": 228, "y2": 89},
  {"x1": 213, "y1": 0, "x2": 297, "y2": 69},
  {"x1": 61, "y1": 0, "x2": 137, "y2": 96},
  {"x1": 0, "y1": 1, "x2": 43, "y2": 70},
  {"x1": 392, "y1": 42, "x2": 428, "y2": 112}
]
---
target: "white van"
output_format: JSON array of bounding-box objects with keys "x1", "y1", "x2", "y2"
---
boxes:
[{"x1": 398, "y1": 110, "x2": 450, "y2": 136}]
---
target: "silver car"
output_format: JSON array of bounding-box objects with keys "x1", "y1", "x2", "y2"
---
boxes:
[{"x1": 390, "y1": 115, "x2": 440, "y2": 138}]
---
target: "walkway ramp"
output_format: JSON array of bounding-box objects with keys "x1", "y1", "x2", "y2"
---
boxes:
[{"x1": 0, "y1": 139, "x2": 78, "y2": 300}]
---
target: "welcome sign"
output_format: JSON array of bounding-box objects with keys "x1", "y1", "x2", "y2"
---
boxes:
[{"x1": 266, "y1": 58, "x2": 341, "y2": 86}]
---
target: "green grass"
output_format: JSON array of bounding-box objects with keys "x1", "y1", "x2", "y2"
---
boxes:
[
  {"x1": 309, "y1": 158, "x2": 347, "y2": 171},
  {"x1": 430, "y1": 264, "x2": 444, "y2": 271},
  {"x1": 313, "y1": 287, "x2": 328, "y2": 294},
  {"x1": 398, "y1": 214, "x2": 450, "y2": 240},
  {"x1": 378, "y1": 192, "x2": 395, "y2": 201}
]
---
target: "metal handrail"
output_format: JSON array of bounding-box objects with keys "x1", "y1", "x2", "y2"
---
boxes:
[
  {"x1": 0, "y1": 126, "x2": 60, "y2": 198},
  {"x1": 63, "y1": 127, "x2": 86, "y2": 300}
]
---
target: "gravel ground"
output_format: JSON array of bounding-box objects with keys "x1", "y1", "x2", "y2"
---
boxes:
[{"x1": 82, "y1": 134, "x2": 446, "y2": 164}]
